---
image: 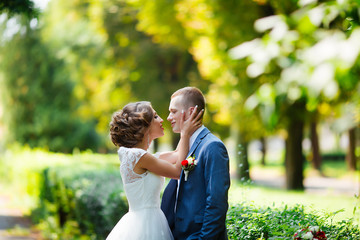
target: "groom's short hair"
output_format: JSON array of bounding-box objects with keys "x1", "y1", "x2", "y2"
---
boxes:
[{"x1": 172, "y1": 87, "x2": 205, "y2": 116}]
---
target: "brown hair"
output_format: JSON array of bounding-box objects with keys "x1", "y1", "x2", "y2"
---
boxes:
[
  {"x1": 110, "y1": 101, "x2": 154, "y2": 148},
  {"x1": 172, "y1": 87, "x2": 205, "y2": 114}
]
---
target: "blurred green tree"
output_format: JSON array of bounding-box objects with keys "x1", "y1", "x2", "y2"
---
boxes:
[
  {"x1": 98, "y1": 0, "x2": 203, "y2": 149},
  {"x1": 129, "y1": 0, "x2": 275, "y2": 180},
  {"x1": 42, "y1": 0, "x2": 203, "y2": 150},
  {"x1": 40, "y1": 0, "x2": 117, "y2": 150},
  {"x1": 230, "y1": 0, "x2": 360, "y2": 188},
  {"x1": 1, "y1": 0, "x2": 201, "y2": 152},
  {"x1": 129, "y1": 0, "x2": 360, "y2": 187},
  {"x1": 0, "y1": 0, "x2": 38, "y2": 18},
  {"x1": 0, "y1": 18, "x2": 99, "y2": 152}
]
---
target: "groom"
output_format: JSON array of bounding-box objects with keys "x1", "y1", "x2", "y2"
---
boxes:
[{"x1": 161, "y1": 87, "x2": 230, "y2": 240}]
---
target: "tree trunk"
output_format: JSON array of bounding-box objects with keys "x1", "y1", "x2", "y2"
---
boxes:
[
  {"x1": 260, "y1": 137, "x2": 266, "y2": 166},
  {"x1": 285, "y1": 118, "x2": 304, "y2": 190},
  {"x1": 236, "y1": 135, "x2": 250, "y2": 182},
  {"x1": 346, "y1": 127, "x2": 356, "y2": 171},
  {"x1": 310, "y1": 120, "x2": 322, "y2": 171}
]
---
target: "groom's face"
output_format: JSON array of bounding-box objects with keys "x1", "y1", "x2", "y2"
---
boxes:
[{"x1": 167, "y1": 95, "x2": 188, "y2": 133}]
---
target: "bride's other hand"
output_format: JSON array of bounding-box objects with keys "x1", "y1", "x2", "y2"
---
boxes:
[{"x1": 180, "y1": 105, "x2": 204, "y2": 137}]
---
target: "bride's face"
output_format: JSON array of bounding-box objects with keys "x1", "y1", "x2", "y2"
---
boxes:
[{"x1": 148, "y1": 109, "x2": 164, "y2": 140}]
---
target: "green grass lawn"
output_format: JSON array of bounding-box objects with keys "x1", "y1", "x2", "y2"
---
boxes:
[
  {"x1": 229, "y1": 180, "x2": 359, "y2": 224},
  {"x1": 228, "y1": 148, "x2": 360, "y2": 225}
]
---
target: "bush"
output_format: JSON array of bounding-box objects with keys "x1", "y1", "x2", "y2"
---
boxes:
[
  {"x1": 3, "y1": 148, "x2": 359, "y2": 239},
  {"x1": 226, "y1": 204, "x2": 360, "y2": 239},
  {"x1": 322, "y1": 154, "x2": 346, "y2": 162},
  {"x1": 33, "y1": 164, "x2": 128, "y2": 240}
]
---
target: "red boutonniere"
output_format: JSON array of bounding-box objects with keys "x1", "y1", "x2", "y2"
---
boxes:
[
  {"x1": 293, "y1": 226, "x2": 327, "y2": 240},
  {"x1": 181, "y1": 155, "x2": 197, "y2": 181}
]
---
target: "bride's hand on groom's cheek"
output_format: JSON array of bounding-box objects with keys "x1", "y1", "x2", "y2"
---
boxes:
[
  {"x1": 182, "y1": 106, "x2": 203, "y2": 134},
  {"x1": 190, "y1": 105, "x2": 204, "y2": 125}
]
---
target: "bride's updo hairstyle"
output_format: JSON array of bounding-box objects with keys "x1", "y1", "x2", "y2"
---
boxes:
[{"x1": 110, "y1": 101, "x2": 154, "y2": 148}]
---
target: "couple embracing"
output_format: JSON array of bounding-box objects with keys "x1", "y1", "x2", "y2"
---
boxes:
[{"x1": 107, "y1": 87, "x2": 230, "y2": 240}]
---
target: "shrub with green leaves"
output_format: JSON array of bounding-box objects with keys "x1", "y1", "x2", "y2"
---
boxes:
[
  {"x1": 226, "y1": 203, "x2": 360, "y2": 240},
  {"x1": 33, "y1": 164, "x2": 128, "y2": 239},
  {"x1": 3, "y1": 148, "x2": 359, "y2": 239}
]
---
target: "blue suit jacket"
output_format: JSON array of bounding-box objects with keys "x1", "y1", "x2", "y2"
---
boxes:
[{"x1": 161, "y1": 127, "x2": 230, "y2": 240}]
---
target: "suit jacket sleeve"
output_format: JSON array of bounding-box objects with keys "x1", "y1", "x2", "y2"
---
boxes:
[{"x1": 196, "y1": 141, "x2": 230, "y2": 239}]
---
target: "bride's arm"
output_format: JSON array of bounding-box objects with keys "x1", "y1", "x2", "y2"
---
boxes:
[
  {"x1": 157, "y1": 143, "x2": 180, "y2": 164},
  {"x1": 137, "y1": 107, "x2": 203, "y2": 178}
]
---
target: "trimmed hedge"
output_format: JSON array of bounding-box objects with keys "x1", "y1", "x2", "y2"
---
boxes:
[
  {"x1": 227, "y1": 204, "x2": 360, "y2": 239},
  {"x1": 6, "y1": 147, "x2": 354, "y2": 239},
  {"x1": 34, "y1": 165, "x2": 360, "y2": 240},
  {"x1": 32, "y1": 164, "x2": 128, "y2": 239}
]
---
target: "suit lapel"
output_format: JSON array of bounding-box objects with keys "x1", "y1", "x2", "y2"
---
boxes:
[{"x1": 178, "y1": 127, "x2": 210, "y2": 184}]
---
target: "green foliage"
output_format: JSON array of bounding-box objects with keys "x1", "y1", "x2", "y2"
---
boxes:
[
  {"x1": 37, "y1": 0, "x2": 204, "y2": 149},
  {"x1": 0, "y1": 21, "x2": 99, "y2": 152},
  {"x1": 129, "y1": 0, "x2": 360, "y2": 187},
  {"x1": 226, "y1": 204, "x2": 360, "y2": 240},
  {"x1": 0, "y1": 0, "x2": 38, "y2": 18},
  {"x1": 41, "y1": 0, "x2": 118, "y2": 143},
  {"x1": 131, "y1": 0, "x2": 267, "y2": 140},
  {"x1": 100, "y1": 0, "x2": 202, "y2": 119},
  {"x1": 0, "y1": 145, "x2": 119, "y2": 213},
  {"x1": 2, "y1": 147, "x2": 359, "y2": 239},
  {"x1": 230, "y1": 0, "x2": 360, "y2": 126},
  {"x1": 227, "y1": 0, "x2": 360, "y2": 186},
  {"x1": 33, "y1": 164, "x2": 128, "y2": 240}
]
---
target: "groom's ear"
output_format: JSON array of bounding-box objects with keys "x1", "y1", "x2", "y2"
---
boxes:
[
  {"x1": 182, "y1": 107, "x2": 192, "y2": 119},
  {"x1": 188, "y1": 106, "x2": 195, "y2": 115},
  {"x1": 188, "y1": 106, "x2": 201, "y2": 117}
]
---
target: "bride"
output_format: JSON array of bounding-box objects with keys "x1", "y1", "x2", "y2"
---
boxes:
[{"x1": 106, "y1": 101, "x2": 203, "y2": 240}]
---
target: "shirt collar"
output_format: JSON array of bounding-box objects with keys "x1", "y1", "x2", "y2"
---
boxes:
[{"x1": 189, "y1": 125, "x2": 205, "y2": 149}]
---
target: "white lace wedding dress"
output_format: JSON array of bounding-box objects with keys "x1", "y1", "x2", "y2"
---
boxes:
[{"x1": 106, "y1": 147, "x2": 174, "y2": 240}]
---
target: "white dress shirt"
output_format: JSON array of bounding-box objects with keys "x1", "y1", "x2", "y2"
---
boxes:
[{"x1": 189, "y1": 125, "x2": 205, "y2": 150}]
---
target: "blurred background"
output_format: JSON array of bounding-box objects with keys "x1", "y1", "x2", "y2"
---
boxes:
[
  {"x1": 2, "y1": 0, "x2": 358, "y2": 187},
  {"x1": 0, "y1": 0, "x2": 360, "y2": 186},
  {"x1": 0, "y1": 0, "x2": 360, "y2": 238}
]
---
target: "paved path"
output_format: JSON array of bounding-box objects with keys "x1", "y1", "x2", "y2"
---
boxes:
[
  {"x1": 250, "y1": 168, "x2": 359, "y2": 196},
  {"x1": 0, "y1": 195, "x2": 38, "y2": 240}
]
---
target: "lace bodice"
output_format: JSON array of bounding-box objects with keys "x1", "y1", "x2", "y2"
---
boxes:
[
  {"x1": 117, "y1": 147, "x2": 165, "y2": 212},
  {"x1": 106, "y1": 147, "x2": 172, "y2": 240},
  {"x1": 118, "y1": 147, "x2": 148, "y2": 184}
]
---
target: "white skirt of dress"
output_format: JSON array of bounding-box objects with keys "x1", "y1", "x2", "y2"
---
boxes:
[{"x1": 106, "y1": 208, "x2": 174, "y2": 240}]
